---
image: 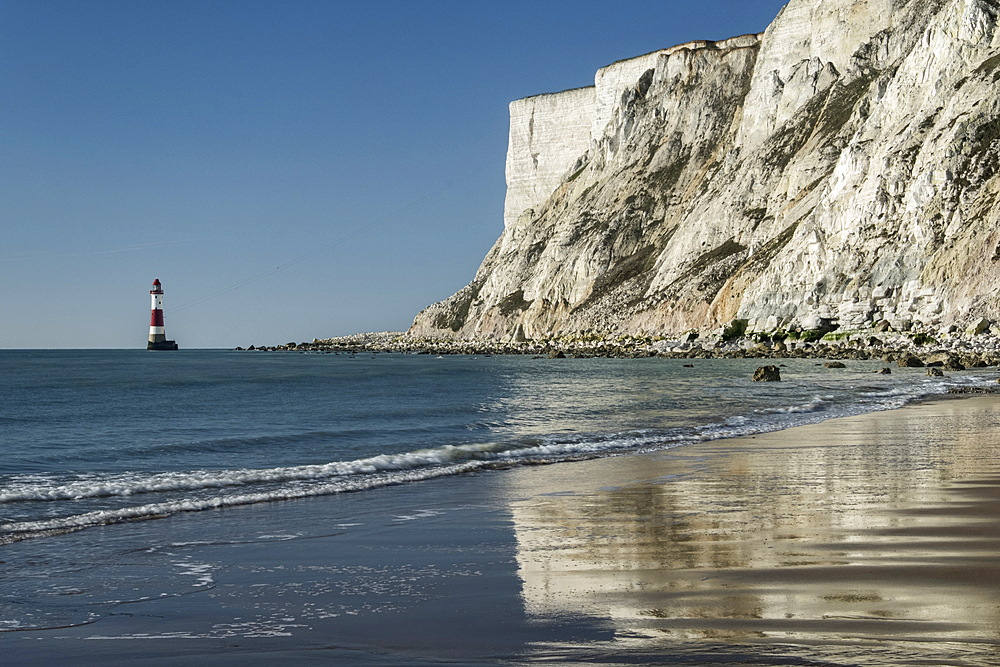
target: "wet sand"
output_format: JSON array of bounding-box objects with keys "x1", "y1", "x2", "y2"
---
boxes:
[{"x1": 4, "y1": 396, "x2": 1000, "y2": 665}]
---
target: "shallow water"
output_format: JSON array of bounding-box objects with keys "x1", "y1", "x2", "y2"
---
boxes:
[{"x1": 0, "y1": 349, "x2": 988, "y2": 543}]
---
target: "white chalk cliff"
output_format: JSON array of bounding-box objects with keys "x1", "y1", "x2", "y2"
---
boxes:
[{"x1": 410, "y1": 0, "x2": 1000, "y2": 339}]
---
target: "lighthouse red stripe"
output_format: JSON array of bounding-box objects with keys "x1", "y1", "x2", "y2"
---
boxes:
[{"x1": 150, "y1": 310, "x2": 164, "y2": 327}]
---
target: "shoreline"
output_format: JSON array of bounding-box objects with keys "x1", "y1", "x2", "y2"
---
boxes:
[
  {"x1": 5, "y1": 394, "x2": 1000, "y2": 665},
  {"x1": 236, "y1": 330, "x2": 1000, "y2": 368}
]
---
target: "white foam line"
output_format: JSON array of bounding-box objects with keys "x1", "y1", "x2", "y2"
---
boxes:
[
  {"x1": 0, "y1": 434, "x2": 666, "y2": 504},
  {"x1": 0, "y1": 446, "x2": 502, "y2": 503},
  {"x1": 0, "y1": 462, "x2": 487, "y2": 541}
]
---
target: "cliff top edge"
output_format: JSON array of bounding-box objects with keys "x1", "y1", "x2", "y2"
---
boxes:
[
  {"x1": 512, "y1": 32, "x2": 764, "y2": 104},
  {"x1": 599, "y1": 32, "x2": 764, "y2": 72}
]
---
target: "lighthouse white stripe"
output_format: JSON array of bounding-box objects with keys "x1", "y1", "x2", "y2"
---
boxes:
[{"x1": 149, "y1": 326, "x2": 165, "y2": 335}]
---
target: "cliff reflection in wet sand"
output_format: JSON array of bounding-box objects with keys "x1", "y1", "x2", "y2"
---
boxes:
[{"x1": 506, "y1": 397, "x2": 1000, "y2": 657}]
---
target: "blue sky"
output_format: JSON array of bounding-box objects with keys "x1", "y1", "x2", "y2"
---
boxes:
[{"x1": 1, "y1": 0, "x2": 788, "y2": 349}]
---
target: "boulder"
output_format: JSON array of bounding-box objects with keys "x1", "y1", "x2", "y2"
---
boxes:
[
  {"x1": 824, "y1": 361, "x2": 846, "y2": 369},
  {"x1": 926, "y1": 352, "x2": 964, "y2": 370},
  {"x1": 967, "y1": 318, "x2": 991, "y2": 336},
  {"x1": 927, "y1": 367, "x2": 945, "y2": 377},
  {"x1": 753, "y1": 365, "x2": 781, "y2": 382},
  {"x1": 897, "y1": 355, "x2": 925, "y2": 368},
  {"x1": 875, "y1": 367, "x2": 892, "y2": 375},
  {"x1": 548, "y1": 350, "x2": 566, "y2": 359}
]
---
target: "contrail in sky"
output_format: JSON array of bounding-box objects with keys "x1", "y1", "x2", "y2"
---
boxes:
[{"x1": 1, "y1": 240, "x2": 188, "y2": 261}]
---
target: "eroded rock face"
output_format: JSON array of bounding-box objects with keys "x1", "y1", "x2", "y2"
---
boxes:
[
  {"x1": 410, "y1": 0, "x2": 1000, "y2": 341},
  {"x1": 504, "y1": 88, "x2": 596, "y2": 230}
]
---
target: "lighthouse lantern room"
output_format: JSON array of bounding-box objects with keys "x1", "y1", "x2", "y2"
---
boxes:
[{"x1": 147, "y1": 278, "x2": 178, "y2": 350}]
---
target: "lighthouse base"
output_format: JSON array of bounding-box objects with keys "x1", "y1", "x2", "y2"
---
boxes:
[{"x1": 147, "y1": 340, "x2": 178, "y2": 350}]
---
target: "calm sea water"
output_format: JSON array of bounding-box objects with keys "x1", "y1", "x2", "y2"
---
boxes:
[{"x1": 0, "y1": 348, "x2": 979, "y2": 547}]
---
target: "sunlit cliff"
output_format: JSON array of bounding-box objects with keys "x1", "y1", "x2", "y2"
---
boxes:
[{"x1": 411, "y1": 0, "x2": 1000, "y2": 340}]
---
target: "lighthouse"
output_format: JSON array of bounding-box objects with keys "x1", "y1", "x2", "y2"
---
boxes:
[{"x1": 147, "y1": 278, "x2": 178, "y2": 350}]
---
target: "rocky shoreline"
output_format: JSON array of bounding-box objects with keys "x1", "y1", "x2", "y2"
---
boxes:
[{"x1": 236, "y1": 327, "x2": 1000, "y2": 369}]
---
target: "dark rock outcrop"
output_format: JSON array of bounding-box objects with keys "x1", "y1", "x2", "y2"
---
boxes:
[{"x1": 753, "y1": 365, "x2": 781, "y2": 382}]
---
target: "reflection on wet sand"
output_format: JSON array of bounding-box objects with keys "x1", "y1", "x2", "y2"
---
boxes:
[{"x1": 507, "y1": 397, "x2": 1000, "y2": 659}]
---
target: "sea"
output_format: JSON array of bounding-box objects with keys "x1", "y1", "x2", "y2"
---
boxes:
[{"x1": 0, "y1": 348, "x2": 989, "y2": 651}]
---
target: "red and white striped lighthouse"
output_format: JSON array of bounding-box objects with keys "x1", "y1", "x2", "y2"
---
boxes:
[{"x1": 147, "y1": 278, "x2": 178, "y2": 350}]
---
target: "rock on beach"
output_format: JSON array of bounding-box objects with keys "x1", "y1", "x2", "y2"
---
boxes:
[{"x1": 753, "y1": 366, "x2": 781, "y2": 382}]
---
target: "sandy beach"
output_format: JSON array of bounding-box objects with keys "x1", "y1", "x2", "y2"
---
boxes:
[{"x1": 4, "y1": 394, "x2": 1000, "y2": 666}]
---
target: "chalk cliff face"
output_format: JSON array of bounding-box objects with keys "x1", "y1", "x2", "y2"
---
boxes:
[{"x1": 410, "y1": 0, "x2": 1000, "y2": 339}]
